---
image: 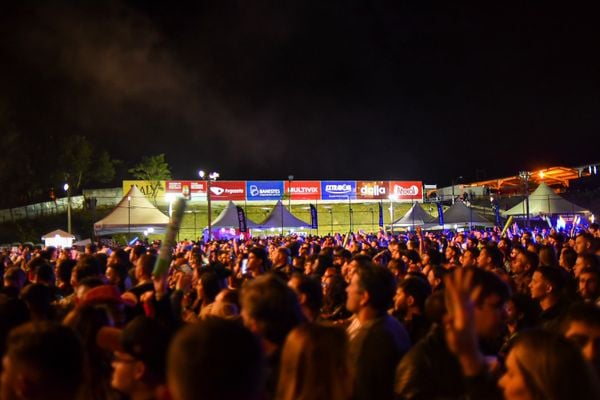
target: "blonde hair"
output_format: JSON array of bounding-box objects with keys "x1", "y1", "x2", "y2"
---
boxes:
[{"x1": 276, "y1": 323, "x2": 352, "y2": 400}]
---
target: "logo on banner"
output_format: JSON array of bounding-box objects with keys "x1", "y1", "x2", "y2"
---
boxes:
[
  {"x1": 321, "y1": 181, "x2": 356, "y2": 200},
  {"x1": 291, "y1": 187, "x2": 318, "y2": 194},
  {"x1": 325, "y1": 184, "x2": 352, "y2": 195},
  {"x1": 360, "y1": 184, "x2": 387, "y2": 196},
  {"x1": 210, "y1": 186, "x2": 225, "y2": 196},
  {"x1": 393, "y1": 185, "x2": 419, "y2": 196}
]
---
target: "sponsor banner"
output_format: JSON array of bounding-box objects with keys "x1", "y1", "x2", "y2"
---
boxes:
[
  {"x1": 246, "y1": 181, "x2": 284, "y2": 201},
  {"x1": 165, "y1": 181, "x2": 208, "y2": 199},
  {"x1": 321, "y1": 181, "x2": 356, "y2": 200},
  {"x1": 388, "y1": 181, "x2": 423, "y2": 201},
  {"x1": 284, "y1": 181, "x2": 321, "y2": 200},
  {"x1": 357, "y1": 181, "x2": 389, "y2": 200},
  {"x1": 208, "y1": 181, "x2": 246, "y2": 201},
  {"x1": 122, "y1": 180, "x2": 166, "y2": 200}
]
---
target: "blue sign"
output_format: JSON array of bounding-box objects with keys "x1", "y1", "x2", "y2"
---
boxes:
[
  {"x1": 320, "y1": 181, "x2": 356, "y2": 200},
  {"x1": 246, "y1": 181, "x2": 284, "y2": 201}
]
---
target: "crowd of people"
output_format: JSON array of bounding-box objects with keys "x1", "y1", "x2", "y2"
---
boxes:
[{"x1": 1, "y1": 222, "x2": 600, "y2": 400}]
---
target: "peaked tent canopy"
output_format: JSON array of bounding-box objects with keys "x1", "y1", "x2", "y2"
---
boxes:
[
  {"x1": 503, "y1": 182, "x2": 589, "y2": 217},
  {"x1": 257, "y1": 201, "x2": 311, "y2": 230},
  {"x1": 94, "y1": 185, "x2": 170, "y2": 235},
  {"x1": 390, "y1": 203, "x2": 436, "y2": 228},
  {"x1": 211, "y1": 201, "x2": 259, "y2": 229},
  {"x1": 428, "y1": 201, "x2": 494, "y2": 230},
  {"x1": 41, "y1": 229, "x2": 75, "y2": 240}
]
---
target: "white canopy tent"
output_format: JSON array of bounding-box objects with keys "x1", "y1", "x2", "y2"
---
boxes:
[
  {"x1": 503, "y1": 182, "x2": 589, "y2": 217},
  {"x1": 94, "y1": 185, "x2": 170, "y2": 235}
]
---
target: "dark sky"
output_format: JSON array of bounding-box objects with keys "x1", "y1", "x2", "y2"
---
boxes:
[{"x1": 1, "y1": 1, "x2": 598, "y2": 186}]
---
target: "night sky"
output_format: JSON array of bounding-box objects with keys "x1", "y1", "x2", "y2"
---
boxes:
[{"x1": 1, "y1": 1, "x2": 598, "y2": 186}]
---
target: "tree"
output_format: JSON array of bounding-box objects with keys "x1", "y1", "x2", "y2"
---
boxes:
[
  {"x1": 128, "y1": 154, "x2": 172, "y2": 204},
  {"x1": 55, "y1": 135, "x2": 119, "y2": 192}
]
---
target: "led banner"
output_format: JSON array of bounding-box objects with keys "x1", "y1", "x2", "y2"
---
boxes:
[
  {"x1": 208, "y1": 181, "x2": 246, "y2": 201},
  {"x1": 246, "y1": 181, "x2": 284, "y2": 201},
  {"x1": 357, "y1": 181, "x2": 389, "y2": 200},
  {"x1": 122, "y1": 180, "x2": 166, "y2": 200},
  {"x1": 321, "y1": 181, "x2": 356, "y2": 200},
  {"x1": 284, "y1": 181, "x2": 321, "y2": 200},
  {"x1": 388, "y1": 181, "x2": 423, "y2": 201}
]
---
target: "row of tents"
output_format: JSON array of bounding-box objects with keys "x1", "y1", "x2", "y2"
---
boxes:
[
  {"x1": 93, "y1": 185, "x2": 311, "y2": 236},
  {"x1": 93, "y1": 183, "x2": 590, "y2": 236},
  {"x1": 392, "y1": 182, "x2": 589, "y2": 230}
]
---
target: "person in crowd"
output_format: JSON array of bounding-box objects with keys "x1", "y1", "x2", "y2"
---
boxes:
[
  {"x1": 164, "y1": 318, "x2": 265, "y2": 400},
  {"x1": 499, "y1": 293, "x2": 539, "y2": 357},
  {"x1": 498, "y1": 330, "x2": 600, "y2": 399},
  {"x1": 562, "y1": 302, "x2": 600, "y2": 375},
  {"x1": 510, "y1": 248, "x2": 538, "y2": 296},
  {"x1": 460, "y1": 247, "x2": 479, "y2": 268},
  {"x1": 559, "y1": 246, "x2": 578, "y2": 273},
  {"x1": 578, "y1": 266, "x2": 600, "y2": 304},
  {"x1": 1, "y1": 266, "x2": 26, "y2": 299},
  {"x1": 276, "y1": 323, "x2": 352, "y2": 400},
  {"x1": 272, "y1": 247, "x2": 296, "y2": 281},
  {"x1": 395, "y1": 267, "x2": 510, "y2": 399},
  {"x1": 55, "y1": 258, "x2": 76, "y2": 298},
  {"x1": 575, "y1": 232, "x2": 596, "y2": 256},
  {"x1": 529, "y1": 266, "x2": 569, "y2": 333},
  {"x1": 241, "y1": 274, "x2": 305, "y2": 399},
  {"x1": 321, "y1": 274, "x2": 351, "y2": 322},
  {"x1": 345, "y1": 255, "x2": 410, "y2": 400},
  {"x1": 288, "y1": 273, "x2": 323, "y2": 322},
  {"x1": 392, "y1": 276, "x2": 431, "y2": 344},
  {"x1": 98, "y1": 315, "x2": 172, "y2": 400},
  {"x1": 63, "y1": 303, "x2": 119, "y2": 400},
  {"x1": 246, "y1": 246, "x2": 270, "y2": 279},
  {"x1": 1, "y1": 322, "x2": 84, "y2": 400}
]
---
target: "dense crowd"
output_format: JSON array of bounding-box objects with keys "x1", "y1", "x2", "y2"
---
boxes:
[{"x1": 1, "y1": 223, "x2": 600, "y2": 400}]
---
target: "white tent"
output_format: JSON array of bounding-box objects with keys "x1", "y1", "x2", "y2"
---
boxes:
[
  {"x1": 41, "y1": 229, "x2": 75, "y2": 248},
  {"x1": 503, "y1": 182, "x2": 589, "y2": 217},
  {"x1": 94, "y1": 185, "x2": 169, "y2": 235}
]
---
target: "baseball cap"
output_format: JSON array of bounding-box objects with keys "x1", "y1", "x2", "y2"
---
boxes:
[{"x1": 97, "y1": 316, "x2": 171, "y2": 378}]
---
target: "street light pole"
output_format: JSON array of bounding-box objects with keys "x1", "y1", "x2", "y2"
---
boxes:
[
  {"x1": 451, "y1": 176, "x2": 463, "y2": 205},
  {"x1": 64, "y1": 183, "x2": 71, "y2": 234},
  {"x1": 519, "y1": 171, "x2": 532, "y2": 228},
  {"x1": 200, "y1": 170, "x2": 219, "y2": 242},
  {"x1": 288, "y1": 175, "x2": 294, "y2": 211},
  {"x1": 127, "y1": 195, "x2": 131, "y2": 241}
]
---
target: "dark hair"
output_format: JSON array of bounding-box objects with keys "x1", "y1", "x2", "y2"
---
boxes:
[
  {"x1": 399, "y1": 276, "x2": 432, "y2": 311},
  {"x1": 248, "y1": 246, "x2": 269, "y2": 269},
  {"x1": 137, "y1": 253, "x2": 157, "y2": 278},
  {"x1": 482, "y1": 245, "x2": 504, "y2": 269},
  {"x1": 355, "y1": 260, "x2": 397, "y2": 314},
  {"x1": 241, "y1": 274, "x2": 304, "y2": 345},
  {"x1": 291, "y1": 274, "x2": 323, "y2": 315},
  {"x1": 57, "y1": 259, "x2": 76, "y2": 283},
  {"x1": 168, "y1": 318, "x2": 265, "y2": 400},
  {"x1": 469, "y1": 267, "x2": 511, "y2": 305},
  {"x1": 6, "y1": 322, "x2": 84, "y2": 397},
  {"x1": 536, "y1": 266, "x2": 568, "y2": 295},
  {"x1": 199, "y1": 271, "x2": 221, "y2": 303},
  {"x1": 562, "y1": 301, "x2": 600, "y2": 332},
  {"x1": 561, "y1": 247, "x2": 577, "y2": 270}
]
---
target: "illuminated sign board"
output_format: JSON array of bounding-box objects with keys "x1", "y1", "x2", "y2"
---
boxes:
[
  {"x1": 320, "y1": 181, "x2": 356, "y2": 200},
  {"x1": 208, "y1": 181, "x2": 246, "y2": 201},
  {"x1": 284, "y1": 181, "x2": 321, "y2": 200},
  {"x1": 246, "y1": 181, "x2": 284, "y2": 201},
  {"x1": 356, "y1": 181, "x2": 389, "y2": 200},
  {"x1": 388, "y1": 181, "x2": 423, "y2": 201}
]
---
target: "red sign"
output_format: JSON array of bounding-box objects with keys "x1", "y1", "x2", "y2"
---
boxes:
[
  {"x1": 388, "y1": 181, "x2": 423, "y2": 201},
  {"x1": 284, "y1": 181, "x2": 321, "y2": 200},
  {"x1": 356, "y1": 181, "x2": 389, "y2": 200},
  {"x1": 208, "y1": 181, "x2": 246, "y2": 201},
  {"x1": 166, "y1": 181, "x2": 207, "y2": 194}
]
